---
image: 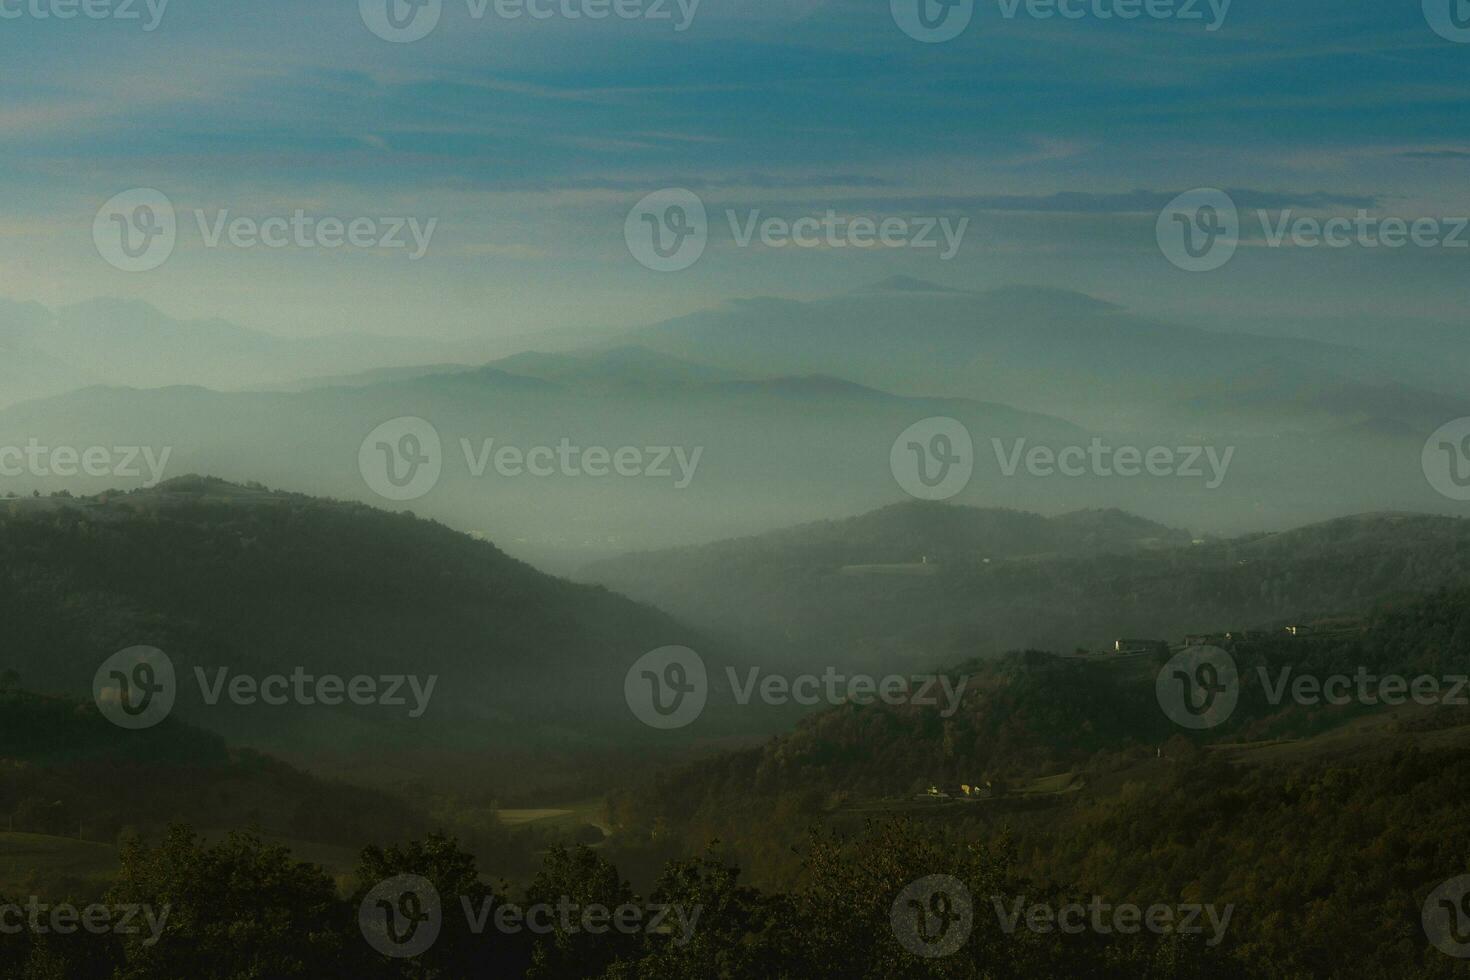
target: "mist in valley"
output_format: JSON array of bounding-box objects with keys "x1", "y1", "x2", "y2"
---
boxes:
[{"x1": 4, "y1": 1, "x2": 1470, "y2": 977}]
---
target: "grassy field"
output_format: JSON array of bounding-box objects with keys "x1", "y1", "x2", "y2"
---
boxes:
[
  {"x1": 499, "y1": 798, "x2": 610, "y2": 841},
  {"x1": 1019, "y1": 771, "x2": 1084, "y2": 796}
]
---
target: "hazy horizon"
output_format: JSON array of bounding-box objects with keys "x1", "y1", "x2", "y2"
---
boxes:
[
  {"x1": 2, "y1": 1, "x2": 1468, "y2": 340},
  {"x1": 5, "y1": 3, "x2": 1470, "y2": 978}
]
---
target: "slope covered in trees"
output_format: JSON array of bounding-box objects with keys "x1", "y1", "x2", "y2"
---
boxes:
[
  {"x1": 584, "y1": 502, "x2": 1470, "y2": 672},
  {"x1": 0, "y1": 478, "x2": 735, "y2": 797}
]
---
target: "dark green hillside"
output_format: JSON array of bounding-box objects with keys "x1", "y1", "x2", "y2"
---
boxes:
[
  {"x1": 0, "y1": 478, "x2": 736, "y2": 794},
  {"x1": 0, "y1": 688, "x2": 423, "y2": 890},
  {"x1": 606, "y1": 588, "x2": 1470, "y2": 886}
]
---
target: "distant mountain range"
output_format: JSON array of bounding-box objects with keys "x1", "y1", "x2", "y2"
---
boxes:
[
  {"x1": 0, "y1": 282, "x2": 1463, "y2": 565},
  {"x1": 621, "y1": 279, "x2": 1460, "y2": 432},
  {"x1": 0, "y1": 296, "x2": 515, "y2": 407},
  {"x1": 4, "y1": 281, "x2": 1461, "y2": 436},
  {"x1": 0, "y1": 346, "x2": 1087, "y2": 568},
  {"x1": 583, "y1": 501, "x2": 1470, "y2": 674}
]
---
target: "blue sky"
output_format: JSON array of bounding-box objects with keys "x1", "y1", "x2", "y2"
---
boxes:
[{"x1": 2, "y1": 0, "x2": 1469, "y2": 340}]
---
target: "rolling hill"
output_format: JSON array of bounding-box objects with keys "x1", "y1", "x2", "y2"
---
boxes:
[
  {"x1": 583, "y1": 503, "x2": 1470, "y2": 674},
  {"x1": 0, "y1": 478, "x2": 753, "y2": 796},
  {"x1": 0, "y1": 686, "x2": 425, "y2": 892}
]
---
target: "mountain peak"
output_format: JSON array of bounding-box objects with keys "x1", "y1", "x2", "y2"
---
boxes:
[
  {"x1": 976, "y1": 284, "x2": 1120, "y2": 312},
  {"x1": 856, "y1": 276, "x2": 964, "y2": 294},
  {"x1": 707, "y1": 374, "x2": 890, "y2": 400},
  {"x1": 488, "y1": 346, "x2": 730, "y2": 387}
]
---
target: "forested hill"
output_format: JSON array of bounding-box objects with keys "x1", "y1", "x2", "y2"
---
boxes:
[
  {"x1": 0, "y1": 477, "x2": 725, "y2": 779},
  {"x1": 0, "y1": 687, "x2": 424, "y2": 860},
  {"x1": 609, "y1": 586, "x2": 1470, "y2": 879},
  {"x1": 583, "y1": 503, "x2": 1470, "y2": 673}
]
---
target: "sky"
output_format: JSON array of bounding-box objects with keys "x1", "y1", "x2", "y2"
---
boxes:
[{"x1": 2, "y1": 0, "x2": 1469, "y2": 341}]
